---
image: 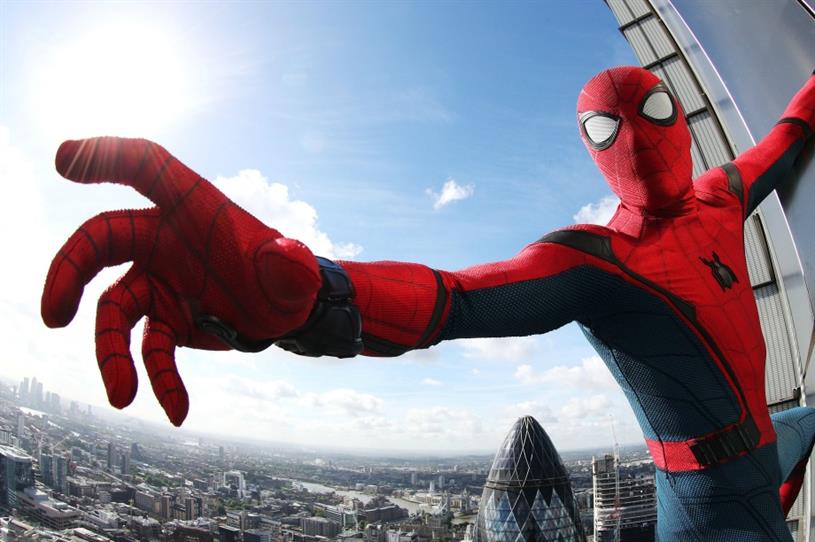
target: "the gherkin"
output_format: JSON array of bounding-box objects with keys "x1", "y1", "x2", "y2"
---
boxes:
[{"x1": 474, "y1": 416, "x2": 586, "y2": 542}]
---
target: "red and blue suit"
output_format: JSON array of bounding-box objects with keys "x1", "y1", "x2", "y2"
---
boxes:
[{"x1": 42, "y1": 66, "x2": 815, "y2": 539}]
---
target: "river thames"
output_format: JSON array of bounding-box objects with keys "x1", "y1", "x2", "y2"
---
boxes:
[{"x1": 295, "y1": 480, "x2": 423, "y2": 515}]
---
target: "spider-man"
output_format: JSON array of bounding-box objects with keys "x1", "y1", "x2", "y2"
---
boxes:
[{"x1": 42, "y1": 66, "x2": 814, "y2": 539}]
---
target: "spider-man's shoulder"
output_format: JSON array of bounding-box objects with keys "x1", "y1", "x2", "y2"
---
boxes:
[
  {"x1": 538, "y1": 223, "x2": 617, "y2": 242},
  {"x1": 694, "y1": 165, "x2": 742, "y2": 209},
  {"x1": 535, "y1": 224, "x2": 620, "y2": 263}
]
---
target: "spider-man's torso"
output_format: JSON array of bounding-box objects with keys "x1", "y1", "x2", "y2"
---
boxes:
[{"x1": 550, "y1": 176, "x2": 773, "y2": 472}]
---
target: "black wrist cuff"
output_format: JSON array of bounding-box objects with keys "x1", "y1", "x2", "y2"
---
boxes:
[{"x1": 275, "y1": 257, "x2": 363, "y2": 358}]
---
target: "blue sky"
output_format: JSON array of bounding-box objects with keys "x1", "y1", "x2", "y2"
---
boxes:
[{"x1": 0, "y1": 1, "x2": 643, "y2": 453}]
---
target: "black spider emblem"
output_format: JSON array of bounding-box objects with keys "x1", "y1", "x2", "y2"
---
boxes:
[{"x1": 700, "y1": 252, "x2": 739, "y2": 291}]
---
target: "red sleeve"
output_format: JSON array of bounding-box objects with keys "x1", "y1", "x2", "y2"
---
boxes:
[
  {"x1": 339, "y1": 238, "x2": 600, "y2": 357},
  {"x1": 725, "y1": 73, "x2": 815, "y2": 217}
]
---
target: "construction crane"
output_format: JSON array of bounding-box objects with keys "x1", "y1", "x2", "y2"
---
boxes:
[{"x1": 610, "y1": 415, "x2": 622, "y2": 542}]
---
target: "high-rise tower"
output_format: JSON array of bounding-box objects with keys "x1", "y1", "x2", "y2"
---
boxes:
[
  {"x1": 592, "y1": 455, "x2": 656, "y2": 542},
  {"x1": 474, "y1": 416, "x2": 586, "y2": 542}
]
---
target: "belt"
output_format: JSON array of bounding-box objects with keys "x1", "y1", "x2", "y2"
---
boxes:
[{"x1": 646, "y1": 415, "x2": 761, "y2": 471}]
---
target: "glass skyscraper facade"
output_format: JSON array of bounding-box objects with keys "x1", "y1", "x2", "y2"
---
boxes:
[
  {"x1": 0, "y1": 445, "x2": 33, "y2": 511},
  {"x1": 474, "y1": 416, "x2": 586, "y2": 542}
]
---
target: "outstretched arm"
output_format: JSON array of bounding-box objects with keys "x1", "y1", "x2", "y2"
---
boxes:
[
  {"x1": 43, "y1": 137, "x2": 599, "y2": 424},
  {"x1": 726, "y1": 72, "x2": 815, "y2": 217},
  {"x1": 336, "y1": 239, "x2": 599, "y2": 357}
]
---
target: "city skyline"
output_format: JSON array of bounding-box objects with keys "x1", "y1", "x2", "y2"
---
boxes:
[
  {"x1": 4, "y1": 374, "x2": 645, "y2": 458},
  {"x1": 0, "y1": 380, "x2": 653, "y2": 539}
]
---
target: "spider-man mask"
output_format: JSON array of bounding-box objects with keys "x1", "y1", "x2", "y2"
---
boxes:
[{"x1": 577, "y1": 66, "x2": 693, "y2": 218}]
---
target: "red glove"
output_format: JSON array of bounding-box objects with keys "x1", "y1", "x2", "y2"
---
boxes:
[{"x1": 41, "y1": 137, "x2": 320, "y2": 426}]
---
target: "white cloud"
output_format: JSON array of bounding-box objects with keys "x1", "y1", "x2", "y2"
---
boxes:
[
  {"x1": 573, "y1": 195, "x2": 619, "y2": 225},
  {"x1": 426, "y1": 179, "x2": 474, "y2": 210},
  {"x1": 304, "y1": 388, "x2": 384, "y2": 417},
  {"x1": 471, "y1": 368, "x2": 481, "y2": 376},
  {"x1": 213, "y1": 169, "x2": 363, "y2": 259},
  {"x1": 504, "y1": 400, "x2": 557, "y2": 424},
  {"x1": 404, "y1": 407, "x2": 482, "y2": 439},
  {"x1": 559, "y1": 394, "x2": 611, "y2": 419},
  {"x1": 421, "y1": 378, "x2": 442, "y2": 387},
  {"x1": 459, "y1": 336, "x2": 539, "y2": 363},
  {"x1": 350, "y1": 416, "x2": 395, "y2": 433},
  {"x1": 221, "y1": 376, "x2": 298, "y2": 402},
  {"x1": 514, "y1": 355, "x2": 617, "y2": 390},
  {"x1": 398, "y1": 348, "x2": 440, "y2": 364}
]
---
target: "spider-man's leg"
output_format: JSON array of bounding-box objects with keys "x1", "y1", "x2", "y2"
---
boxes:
[
  {"x1": 655, "y1": 444, "x2": 791, "y2": 541},
  {"x1": 772, "y1": 406, "x2": 815, "y2": 515}
]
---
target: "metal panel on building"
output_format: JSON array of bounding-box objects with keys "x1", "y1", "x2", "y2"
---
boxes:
[
  {"x1": 607, "y1": 0, "x2": 651, "y2": 26},
  {"x1": 639, "y1": 17, "x2": 674, "y2": 61},
  {"x1": 652, "y1": 57, "x2": 705, "y2": 113},
  {"x1": 757, "y1": 283, "x2": 800, "y2": 404},
  {"x1": 744, "y1": 216, "x2": 775, "y2": 288},
  {"x1": 687, "y1": 112, "x2": 731, "y2": 169},
  {"x1": 606, "y1": 0, "x2": 638, "y2": 26},
  {"x1": 622, "y1": 24, "x2": 657, "y2": 66},
  {"x1": 689, "y1": 141, "x2": 705, "y2": 179},
  {"x1": 627, "y1": 0, "x2": 651, "y2": 18}
]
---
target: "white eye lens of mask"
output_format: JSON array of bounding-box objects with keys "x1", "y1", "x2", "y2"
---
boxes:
[
  {"x1": 641, "y1": 91, "x2": 674, "y2": 121},
  {"x1": 583, "y1": 114, "x2": 619, "y2": 149}
]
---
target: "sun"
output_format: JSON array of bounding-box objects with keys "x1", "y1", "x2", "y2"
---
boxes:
[{"x1": 29, "y1": 20, "x2": 199, "y2": 142}]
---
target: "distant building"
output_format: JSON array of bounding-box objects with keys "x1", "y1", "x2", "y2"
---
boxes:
[
  {"x1": 218, "y1": 524, "x2": 240, "y2": 542},
  {"x1": 16, "y1": 486, "x2": 80, "y2": 530},
  {"x1": 131, "y1": 516, "x2": 161, "y2": 540},
  {"x1": 121, "y1": 450, "x2": 131, "y2": 475},
  {"x1": 244, "y1": 529, "x2": 273, "y2": 542},
  {"x1": 15, "y1": 413, "x2": 24, "y2": 439},
  {"x1": 173, "y1": 524, "x2": 214, "y2": 542},
  {"x1": 474, "y1": 416, "x2": 585, "y2": 542},
  {"x1": 317, "y1": 503, "x2": 357, "y2": 528},
  {"x1": 71, "y1": 527, "x2": 111, "y2": 542},
  {"x1": 366, "y1": 523, "x2": 387, "y2": 542},
  {"x1": 184, "y1": 495, "x2": 203, "y2": 520},
  {"x1": 19, "y1": 378, "x2": 29, "y2": 403},
  {"x1": 106, "y1": 442, "x2": 116, "y2": 471},
  {"x1": 49, "y1": 392, "x2": 61, "y2": 413},
  {"x1": 361, "y1": 504, "x2": 408, "y2": 524},
  {"x1": 0, "y1": 445, "x2": 34, "y2": 510},
  {"x1": 224, "y1": 470, "x2": 246, "y2": 498},
  {"x1": 301, "y1": 516, "x2": 341, "y2": 538},
  {"x1": 40, "y1": 453, "x2": 54, "y2": 488},
  {"x1": 134, "y1": 485, "x2": 159, "y2": 514},
  {"x1": 31, "y1": 378, "x2": 42, "y2": 407},
  {"x1": 161, "y1": 494, "x2": 173, "y2": 519},
  {"x1": 592, "y1": 455, "x2": 656, "y2": 542},
  {"x1": 227, "y1": 510, "x2": 249, "y2": 531},
  {"x1": 386, "y1": 531, "x2": 418, "y2": 542},
  {"x1": 80, "y1": 480, "x2": 106, "y2": 499},
  {"x1": 54, "y1": 454, "x2": 69, "y2": 495}
]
